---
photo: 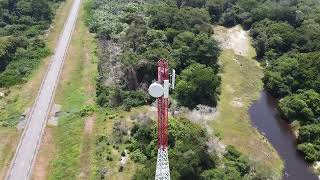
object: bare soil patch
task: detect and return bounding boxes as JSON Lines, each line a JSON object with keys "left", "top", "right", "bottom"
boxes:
{"left": 230, "top": 97, "right": 244, "bottom": 107}
{"left": 214, "top": 25, "right": 250, "bottom": 56}
{"left": 84, "top": 116, "right": 95, "bottom": 134}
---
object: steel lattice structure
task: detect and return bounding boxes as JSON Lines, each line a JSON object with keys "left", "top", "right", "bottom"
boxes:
{"left": 155, "top": 59, "right": 170, "bottom": 180}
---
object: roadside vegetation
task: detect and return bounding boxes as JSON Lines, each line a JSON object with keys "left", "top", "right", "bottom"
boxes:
{"left": 45, "top": 3, "right": 98, "bottom": 179}
{"left": 0, "top": 0, "right": 69, "bottom": 178}
{"left": 0, "top": 0, "right": 64, "bottom": 88}
{"left": 208, "top": 0, "right": 320, "bottom": 163}
{"left": 0, "top": 0, "right": 65, "bottom": 126}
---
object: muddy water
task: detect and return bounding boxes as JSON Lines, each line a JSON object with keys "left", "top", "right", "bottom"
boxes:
{"left": 249, "top": 91, "right": 318, "bottom": 180}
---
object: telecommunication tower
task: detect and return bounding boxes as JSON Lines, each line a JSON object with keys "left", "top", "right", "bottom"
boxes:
{"left": 148, "top": 59, "right": 175, "bottom": 180}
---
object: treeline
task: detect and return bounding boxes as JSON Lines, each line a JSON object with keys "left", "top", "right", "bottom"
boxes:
{"left": 207, "top": 0, "right": 320, "bottom": 162}
{"left": 0, "top": 0, "right": 63, "bottom": 87}
{"left": 86, "top": 0, "right": 221, "bottom": 110}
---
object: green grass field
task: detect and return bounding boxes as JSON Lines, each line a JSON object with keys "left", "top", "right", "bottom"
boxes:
{"left": 211, "top": 44, "right": 283, "bottom": 177}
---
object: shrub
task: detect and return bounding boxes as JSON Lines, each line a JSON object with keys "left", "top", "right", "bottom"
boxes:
{"left": 131, "top": 149, "right": 147, "bottom": 163}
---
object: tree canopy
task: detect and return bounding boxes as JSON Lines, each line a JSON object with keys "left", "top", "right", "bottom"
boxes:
{"left": 175, "top": 63, "right": 220, "bottom": 108}
{"left": 88, "top": 0, "right": 221, "bottom": 109}
{"left": 129, "top": 118, "right": 274, "bottom": 179}
{"left": 0, "top": 0, "right": 62, "bottom": 87}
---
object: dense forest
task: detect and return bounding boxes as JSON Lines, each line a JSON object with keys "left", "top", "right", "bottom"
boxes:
{"left": 85, "top": 0, "right": 281, "bottom": 179}
{"left": 86, "top": 0, "right": 320, "bottom": 163}
{"left": 208, "top": 0, "right": 320, "bottom": 163}
{"left": 85, "top": 0, "right": 221, "bottom": 110}
{"left": 0, "top": 0, "right": 63, "bottom": 87}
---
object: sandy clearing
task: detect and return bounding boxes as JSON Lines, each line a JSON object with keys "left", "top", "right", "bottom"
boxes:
{"left": 213, "top": 25, "right": 250, "bottom": 56}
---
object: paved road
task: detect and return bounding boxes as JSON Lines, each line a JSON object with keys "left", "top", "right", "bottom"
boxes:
{"left": 6, "top": 0, "right": 81, "bottom": 179}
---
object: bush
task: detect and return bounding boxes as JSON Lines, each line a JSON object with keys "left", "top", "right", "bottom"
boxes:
{"left": 131, "top": 149, "right": 147, "bottom": 163}
{"left": 79, "top": 105, "right": 96, "bottom": 117}
{"left": 106, "top": 155, "right": 113, "bottom": 161}
{"left": 175, "top": 63, "right": 220, "bottom": 108}
{"left": 121, "top": 150, "right": 126, "bottom": 157}
{"left": 122, "top": 90, "right": 149, "bottom": 110}
{"left": 297, "top": 143, "right": 320, "bottom": 162}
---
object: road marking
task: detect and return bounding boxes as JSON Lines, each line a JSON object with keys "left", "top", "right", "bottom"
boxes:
{"left": 5, "top": 0, "right": 82, "bottom": 179}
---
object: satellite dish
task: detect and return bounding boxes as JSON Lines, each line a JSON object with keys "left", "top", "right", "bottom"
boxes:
{"left": 148, "top": 82, "right": 164, "bottom": 98}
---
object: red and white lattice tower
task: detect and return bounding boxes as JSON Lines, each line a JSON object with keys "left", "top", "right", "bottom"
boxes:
{"left": 148, "top": 59, "right": 175, "bottom": 180}
{"left": 155, "top": 59, "right": 170, "bottom": 180}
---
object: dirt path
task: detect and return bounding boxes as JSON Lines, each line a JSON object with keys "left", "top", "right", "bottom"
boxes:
{"left": 78, "top": 115, "right": 96, "bottom": 180}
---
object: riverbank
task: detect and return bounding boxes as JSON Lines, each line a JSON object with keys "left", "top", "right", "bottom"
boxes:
{"left": 249, "top": 91, "right": 318, "bottom": 180}
{"left": 211, "top": 25, "right": 283, "bottom": 178}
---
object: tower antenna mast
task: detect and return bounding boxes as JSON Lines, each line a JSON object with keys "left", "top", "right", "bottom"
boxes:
{"left": 148, "top": 59, "right": 175, "bottom": 180}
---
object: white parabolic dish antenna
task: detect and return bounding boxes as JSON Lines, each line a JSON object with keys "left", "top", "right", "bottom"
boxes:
{"left": 148, "top": 82, "right": 164, "bottom": 98}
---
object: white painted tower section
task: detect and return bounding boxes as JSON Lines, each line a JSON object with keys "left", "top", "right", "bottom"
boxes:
{"left": 155, "top": 147, "right": 170, "bottom": 180}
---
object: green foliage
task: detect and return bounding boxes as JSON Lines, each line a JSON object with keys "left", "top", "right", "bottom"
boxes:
{"left": 0, "top": 0, "right": 62, "bottom": 87}
{"left": 88, "top": 0, "right": 221, "bottom": 109}
{"left": 264, "top": 53, "right": 320, "bottom": 98}
{"left": 131, "top": 118, "right": 273, "bottom": 180}
{"left": 251, "top": 20, "right": 298, "bottom": 58}
{"left": 279, "top": 90, "right": 320, "bottom": 123}
{"left": 96, "top": 83, "right": 150, "bottom": 110}
{"left": 87, "top": 1, "right": 140, "bottom": 38}
{"left": 175, "top": 63, "right": 220, "bottom": 108}
{"left": 298, "top": 124, "right": 320, "bottom": 162}
{"left": 299, "top": 124, "right": 320, "bottom": 144}
{"left": 79, "top": 105, "right": 96, "bottom": 117}
{"left": 172, "top": 31, "right": 220, "bottom": 72}
{"left": 200, "top": 167, "right": 241, "bottom": 180}
{"left": 148, "top": 5, "right": 212, "bottom": 34}
{"left": 122, "top": 90, "right": 150, "bottom": 110}
{"left": 297, "top": 143, "right": 320, "bottom": 162}
{"left": 131, "top": 149, "right": 147, "bottom": 163}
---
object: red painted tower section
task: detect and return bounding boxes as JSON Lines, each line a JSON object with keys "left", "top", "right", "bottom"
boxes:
{"left": 157, "top": 59, "right": 169, "bottom": 148}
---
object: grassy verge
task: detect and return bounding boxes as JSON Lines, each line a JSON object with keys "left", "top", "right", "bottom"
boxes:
{"left": 46, "top": 1, "right": 98, "bottom": 179}
{"left": 211, "top": 30, "right": 283, "bottom": 177}
{"left": 0, "top": 0, "right": 73, "bottom": 178}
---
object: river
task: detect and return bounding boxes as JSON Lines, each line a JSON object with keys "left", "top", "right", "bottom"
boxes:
{"left": 249, "top": 91, "right": 318, "bottom": 180}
